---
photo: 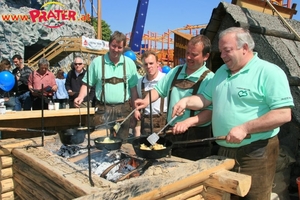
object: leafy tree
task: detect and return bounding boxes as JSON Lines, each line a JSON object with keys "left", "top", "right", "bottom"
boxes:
{"left": 90, "top": 18, "right": 112, "bottom": 41}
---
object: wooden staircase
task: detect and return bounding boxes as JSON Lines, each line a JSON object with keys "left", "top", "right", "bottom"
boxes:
{"left": 25, "top": 36, "right": 107, "bottom": 69}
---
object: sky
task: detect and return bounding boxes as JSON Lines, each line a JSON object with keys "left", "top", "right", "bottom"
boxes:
{"left": 83, "top": 0, "right": 300, "bottom": 36}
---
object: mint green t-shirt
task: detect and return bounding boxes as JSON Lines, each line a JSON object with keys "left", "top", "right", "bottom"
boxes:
{"left": 155, "top": 63, "right": 214, "bottom": 126}
{"left": 203, "top": 53, "right": 294, "bottom": 147}
{"left": 83, "top": 53, "right": 138, "bottom": 104}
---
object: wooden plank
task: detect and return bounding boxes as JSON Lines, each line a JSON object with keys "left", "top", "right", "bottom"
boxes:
{"left": 0, "top": 108, "right": 94, "bottom": 120}
{"left": 203, "top": 170, "right": 251, "bottom": 197}
{"left": 14, "top": 172, "right": 57, "bottom": 200}
{"left": 131, "top": 158, "right": 235, "bottom": 200}
{"left": 14, "top": 182, "right": 39, "bottom": 200}
{"left": 13, "top": 158, "right": 75, "bottom": 199}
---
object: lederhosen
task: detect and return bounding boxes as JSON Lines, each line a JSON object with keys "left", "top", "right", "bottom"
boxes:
{"left": 140, "top": 77, "right": 166, "bottom": 135}
{"left": 165, "top": 66, "right": 212, "bottom": 161}
{"left": 93, "top": 56, "right": 131, "bottom": 140}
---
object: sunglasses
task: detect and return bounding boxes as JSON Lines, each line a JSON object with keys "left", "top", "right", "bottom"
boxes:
{"left": 74, "top": 63, "right": 82, "bottom": 66}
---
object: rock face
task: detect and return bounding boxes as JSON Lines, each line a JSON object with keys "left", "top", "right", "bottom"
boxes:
{"left": 0, "top": 0, "right": 95, "bottom": 62}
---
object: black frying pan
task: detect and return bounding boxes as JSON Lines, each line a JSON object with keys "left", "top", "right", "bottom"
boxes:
{"left": 94, "top": 137, "right": 123, "bottom": 151}
{"left": 132, "top": 136, "right": 173, "bottom": 159}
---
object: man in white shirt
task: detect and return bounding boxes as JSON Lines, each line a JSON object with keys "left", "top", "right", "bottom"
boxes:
{"left": 134, "top": 51, "right": 167, "bottom": 136}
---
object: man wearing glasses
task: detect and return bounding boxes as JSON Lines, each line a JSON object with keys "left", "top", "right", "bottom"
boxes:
{"left": 65, "top": 56, "right": 95, "bottom": 108}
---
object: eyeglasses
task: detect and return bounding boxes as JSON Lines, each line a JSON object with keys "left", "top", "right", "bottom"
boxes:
{"left": 74, "top": 63, "right": 82, "bottom": 66}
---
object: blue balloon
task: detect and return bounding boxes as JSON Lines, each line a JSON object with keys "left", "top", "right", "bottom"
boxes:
{"left": 0, "top": 71, "right": 15, "bottom": 92}
{"left": 162, "top": 66, "right": 171, "bottom": 74}
{"left": 124, "top": 50, "right": 137, "bottom": 61}
{"left": 63, "top": 72, "right": 67, "bottom": 78}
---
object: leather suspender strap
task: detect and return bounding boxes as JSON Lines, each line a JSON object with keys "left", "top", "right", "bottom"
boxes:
{"left": 100, "top": 55, "right": 127, "bottom": 103}
{"left": 167, "top": 65, "right": 183, "bottom": 116}
{"left": 101, "top": 56, "right": 105, "bottom": 103}
{"left": 190, "top": 69, "right": 211, "bottom": 117}
{"left": 123, "top": 56, "right": 127, "bottom": 103}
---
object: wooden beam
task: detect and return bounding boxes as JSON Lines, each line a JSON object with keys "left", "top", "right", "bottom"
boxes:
{"left": 201, "top": 187, "right": 230, "bottom": 200}
{"left": 131, "top": 158, "right": 235, "bottom": 200}
{"left": 163, "top": 183, "right": 204, "bottom": 200}
{"left": 0, "top": 156, "right": 13, "bottom": 169}
{"left": 14, "top": 172, "right": 57, "bottom": 200}
{"left": 203, "top": 170, "right": 251, "bottom": 197}
{"left": 12, "top": 147, "right": 102, "bottom": 197}
{"left": 13, "top": 158, "right": 75, "bottom": 199}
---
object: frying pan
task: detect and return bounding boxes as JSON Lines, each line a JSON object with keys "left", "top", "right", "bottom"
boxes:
{"left": 132, "top": 134, "right": 252, "bottom": 159}
{"left": 58, "top": 127, "right": 90, "bottom": 145}
{"left": 132, "top": 136, "right": 173, "bottom": 159}
{"left": 94, "top": 136, "right": 123, "bottom": 151}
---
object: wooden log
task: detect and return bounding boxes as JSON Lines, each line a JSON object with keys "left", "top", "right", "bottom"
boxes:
{"left": 14, "top": 182, "right": 39, "bottom": 200}
{"left": 1, "top": 191, "right": 14, "bottom": 200}
{"left": 0, "top": 178, "right": 14, "bottom": 194}
{"left": 203, "top": 170, "right": 251, "bottom": 197}
{"left": 14, "top": 172, "right": 57, "bottom": 200}
{"left": 131, "top": 158, "right": 235, "bottom": 200}
{"left": 186, "top": 194, "right": 205, "bottom": 200}
{"left": 201, "top": 187, "right": 230, "bottom": 200}
{"left": 1, "top": 167, "right": 13, "bottom": 180}
{"left": 0, "top": 136, "right": 56, "bottom": 149}
{"left": 163, "top": 184, "right": 204, "bottom": 200}
{"left": 0, "top": 156, "right": 13, "bottom": 169}
{"left": 12, "top": 147, "right": 101, "bottom": 197}
{"left": 13, "top": 158, "right": 75, "bottom": 200}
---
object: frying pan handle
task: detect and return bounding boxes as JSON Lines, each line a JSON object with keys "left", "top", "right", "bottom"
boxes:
{"left": 217, "top": 134, "right": 251, "bottom": 140}
{"left": 0, "top": 127, "right": 26, "bottom": 132}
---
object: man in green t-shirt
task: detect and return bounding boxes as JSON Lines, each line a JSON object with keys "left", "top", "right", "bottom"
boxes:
{"left": 172, "top": 27, "right": 294, "bottom": 199}
{"left": 75, "top": 31, "right": 139, "bottom": 141}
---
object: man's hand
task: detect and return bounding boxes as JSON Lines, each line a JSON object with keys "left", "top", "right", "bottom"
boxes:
{"left": 134, "top": 109, "right": 141, "bottom": 120}
{"left": 134, "top": 98, "right": 148, "bottom": 110}
{"left": 172, "top": 121, "right": 189, "bottom": 134}
{"left": 226, "top": 125, "right": 248, "bottom": 143}
{"left": 74, "top": 97, "right": 83, "bottom": 108}
{"left": 172, "top": 98, "right": 188, "bottom": 117}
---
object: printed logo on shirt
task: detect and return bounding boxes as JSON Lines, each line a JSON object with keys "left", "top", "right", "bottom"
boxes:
{"left": 238, "top": 90, "right": 248, "bottom": 97}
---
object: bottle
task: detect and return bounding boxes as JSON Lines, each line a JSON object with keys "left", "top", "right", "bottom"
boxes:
{"left": 48, "top": 100, "right": 54, "bottom": 110}
{"left": 65, "top": 102, "right": 69, "bottom": 109}
{"left": 0, "top": 101, "right": 6, "bottom": 114}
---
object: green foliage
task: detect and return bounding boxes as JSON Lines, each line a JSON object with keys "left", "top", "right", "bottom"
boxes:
{"left": 90, "top": 17, "right": 112, "bottom": 41}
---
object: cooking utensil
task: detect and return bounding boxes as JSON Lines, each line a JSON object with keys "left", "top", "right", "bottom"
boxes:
{"left": 79, "top": 107, "right": 82, "bottom": 128}
{"left": 172, "top": 134, "right": 252, "bottom": 145}
{"left": 147, "top": 115, "right": 177, "bottom": 145}
{"left": 94, "top": 118, "right": 125, "bottom": 130}
{"left": 0, "top": 127, "right": 57, "bottom": 134}
{"left": 132, "top": 136, "right": 173, "bottom": 159}
{"left": 94, "top": 136, "right": 123, "bottom": 151}
{"left": 113, "top": 108, "right": 137, "bottom": 133}
{"left": 58, "top": 128, "right": 88, "bottom": 145}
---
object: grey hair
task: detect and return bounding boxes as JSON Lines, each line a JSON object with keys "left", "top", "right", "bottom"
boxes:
{"left": 219, "top": 27, "right": 255, "bottom": 50}
{"left": 74, "top": 56, "right": 84, "bottom": 63}
{"left": 38, "top": 57, "right": 50, "bottom": 66}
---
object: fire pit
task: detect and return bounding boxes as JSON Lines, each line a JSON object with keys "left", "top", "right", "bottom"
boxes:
{"left": 0, "top": 133, "right": 251, "bottom": 199}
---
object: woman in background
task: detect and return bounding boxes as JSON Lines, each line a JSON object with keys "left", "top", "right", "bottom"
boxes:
{"left": 53, "top": 69, "right": 68, "bottom": 109}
